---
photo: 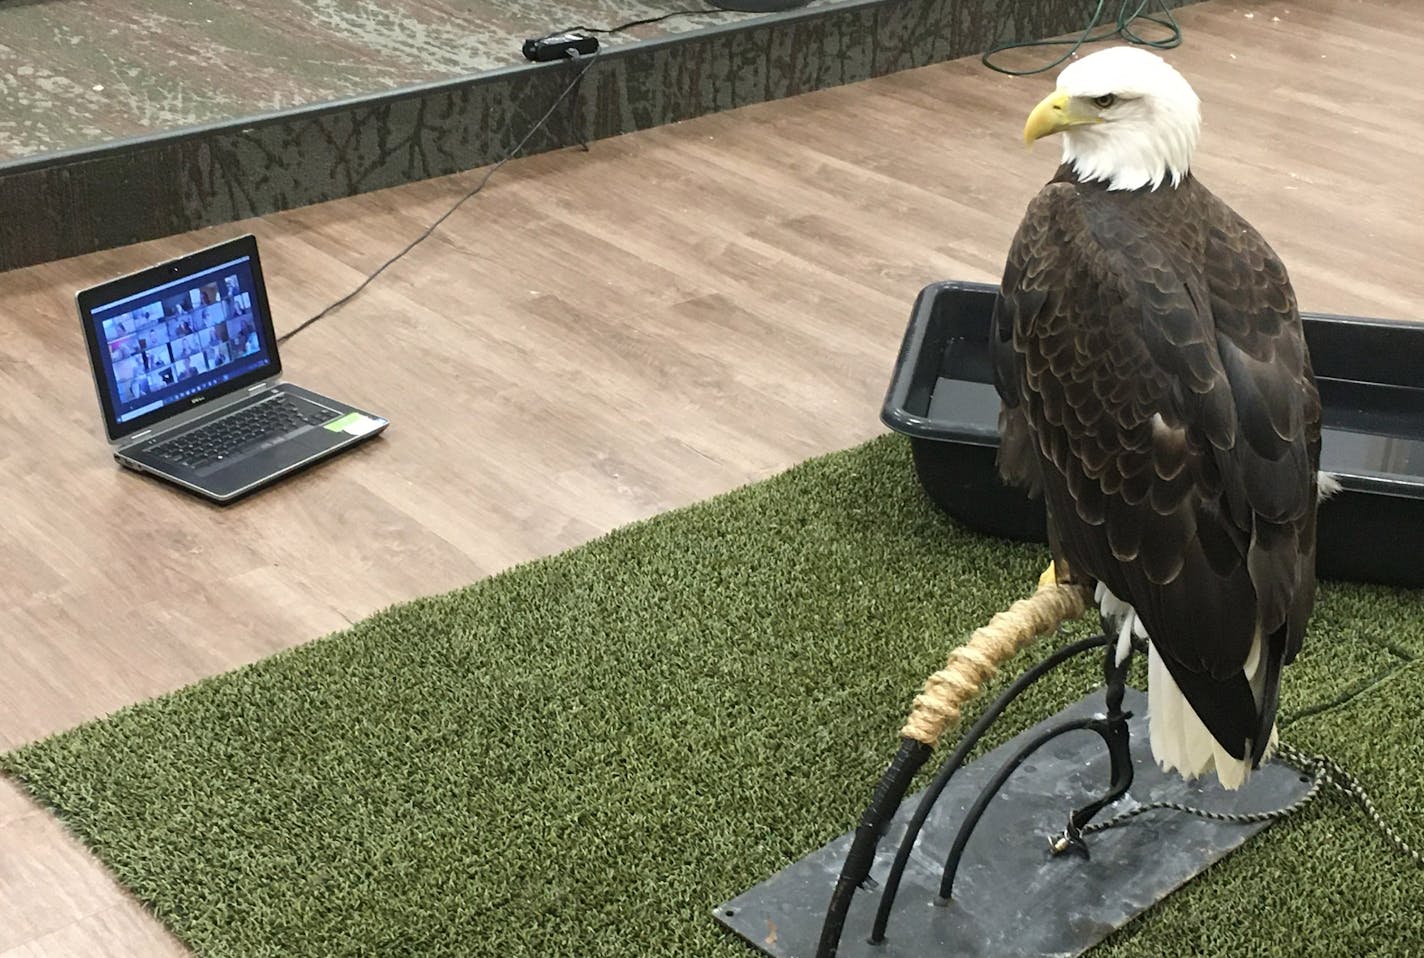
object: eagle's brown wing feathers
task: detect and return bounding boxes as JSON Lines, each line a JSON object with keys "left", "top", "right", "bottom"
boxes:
{"left": 992, "top": 168, "right": 1321, "bottom": 763}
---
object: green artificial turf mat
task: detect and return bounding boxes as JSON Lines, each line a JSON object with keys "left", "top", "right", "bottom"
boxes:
{"left": 4, "top": 434, "right": 1421, "bottom": 957}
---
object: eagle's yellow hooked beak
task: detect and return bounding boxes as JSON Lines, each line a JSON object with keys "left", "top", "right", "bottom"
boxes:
{"left": 1024, "top": 90, "right": 1102, "bottom": 145}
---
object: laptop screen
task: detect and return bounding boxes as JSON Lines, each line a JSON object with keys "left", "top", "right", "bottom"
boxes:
{"left": 78, "top": 235, "right": 282, "bottom": 441}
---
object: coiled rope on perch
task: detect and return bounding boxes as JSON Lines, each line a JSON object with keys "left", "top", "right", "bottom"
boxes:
{"left": 900, "top": 566, "right": 1092, "bottom": 747}
{"left": 813, "top": 567, "right": 1095, "bottom": 958}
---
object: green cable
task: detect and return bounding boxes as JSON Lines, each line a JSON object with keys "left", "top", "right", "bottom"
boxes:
{"left": 982, "top": 0, "right": 1183, "bottom": 77}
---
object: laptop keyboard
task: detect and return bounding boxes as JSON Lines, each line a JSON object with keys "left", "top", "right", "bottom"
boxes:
{"left": 150, "top": 393, "right": 340, "bottom": 470}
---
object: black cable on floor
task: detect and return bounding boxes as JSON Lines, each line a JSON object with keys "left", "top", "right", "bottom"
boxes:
{"left": 277, "top": 49, "right": 600, "bottom": 345}
{"left": 982, "top": 0, "right": 1183, "bottom": 77}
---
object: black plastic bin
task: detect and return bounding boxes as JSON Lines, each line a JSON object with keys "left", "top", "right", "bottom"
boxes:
{"left": 882, "top": 281, "right": 1424, "bottom": 588}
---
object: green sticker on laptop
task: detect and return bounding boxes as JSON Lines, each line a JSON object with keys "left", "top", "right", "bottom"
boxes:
{"left": 325, "top": 412, "right": 364, "bottom": 432}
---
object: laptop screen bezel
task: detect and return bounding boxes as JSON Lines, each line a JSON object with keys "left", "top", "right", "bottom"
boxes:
{"left": 77, "top": 234, "right": 283, "bottom": 443}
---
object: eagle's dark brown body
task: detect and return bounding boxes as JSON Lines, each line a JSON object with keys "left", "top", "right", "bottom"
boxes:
{"left": 992, "top": 164, "right": 1323, "bottom": 767}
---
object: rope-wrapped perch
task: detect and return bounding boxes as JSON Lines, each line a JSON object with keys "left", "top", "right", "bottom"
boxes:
{"left": 816, "top": 566, "right": 1093, "bottom": 958}
{"left": 900, "top": 570, "right": 1092, "bottom": 747}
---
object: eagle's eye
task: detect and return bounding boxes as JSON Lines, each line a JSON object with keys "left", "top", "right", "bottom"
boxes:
{"left": 1093, "top": 94, "right": 1118, "bottom": 109}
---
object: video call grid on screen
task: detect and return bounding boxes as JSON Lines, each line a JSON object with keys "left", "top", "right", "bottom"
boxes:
{"left": 92, "top": 255, "right": 273, "bottom": 424}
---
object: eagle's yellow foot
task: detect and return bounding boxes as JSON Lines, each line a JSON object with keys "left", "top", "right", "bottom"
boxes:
{"left": 1038, "top": 560, "right": 1073, "bottom": 589}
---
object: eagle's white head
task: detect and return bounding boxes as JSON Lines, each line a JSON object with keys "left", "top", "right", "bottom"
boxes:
{"left": 1024, "top": 46, "right": 1201, "bottom": 192}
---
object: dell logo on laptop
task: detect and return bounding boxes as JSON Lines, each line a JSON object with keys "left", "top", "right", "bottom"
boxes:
{"left": 190, "top": 396, "right": 205, "bottom": 404}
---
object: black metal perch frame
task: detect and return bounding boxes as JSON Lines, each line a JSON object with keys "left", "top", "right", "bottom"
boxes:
{"left": 814, "top": 632, "right": 1138, "bottom": 958}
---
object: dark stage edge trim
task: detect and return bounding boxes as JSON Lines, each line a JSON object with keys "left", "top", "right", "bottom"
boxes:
{"left": 0, "top": 0, "right": 1195, "bottom": 273}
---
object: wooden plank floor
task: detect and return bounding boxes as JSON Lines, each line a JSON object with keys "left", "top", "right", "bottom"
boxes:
{"left": 2, "top": 1, "right": 1421, "bottom": 954}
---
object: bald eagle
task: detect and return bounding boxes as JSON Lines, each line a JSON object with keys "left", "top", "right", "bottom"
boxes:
{"left": 992, "top": 47, "right": 1328, "bottom": 789}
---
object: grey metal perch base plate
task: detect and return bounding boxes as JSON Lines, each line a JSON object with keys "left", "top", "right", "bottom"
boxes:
{"left": 715, "top": 689, "right": 1311, "bottom": 958}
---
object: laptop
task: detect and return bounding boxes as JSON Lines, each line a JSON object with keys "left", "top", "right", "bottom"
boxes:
{"left": 78, "top": 234, "right": 389, "bottom": 503}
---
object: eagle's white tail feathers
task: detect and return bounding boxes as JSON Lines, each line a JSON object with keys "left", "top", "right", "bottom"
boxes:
{"left": 1147, "top": 644, "right": 1220, "bottom": 782}
{"left": 1146, "top": 628, "right": 1274, "bottom": 790}
{"left": 1098, "top": 584, "right": 1273, "bottom": 789}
